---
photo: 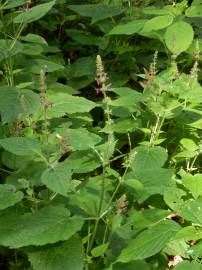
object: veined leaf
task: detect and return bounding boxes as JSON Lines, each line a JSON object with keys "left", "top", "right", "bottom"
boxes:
{"left": 142, "top": 15, "right": 173, "bottom": 32}
{"left": 27, "top": 235, "right": 84, "bottom": 270}
{"left": 47, "top": 93, "right": 97, "bottom": 117}
{"left": 0, "top": 137, "right": 41, "bottom": 156}
{"left": 165, "top": 21, "right": 194, "bottom": 55}
{"left": 108, "top": 20, "right": 146, "bottom": 35}
{"left": 0, "top": 206, "right": 83, "bottom": 248}
{"left": 118, "top": 220, "right": 180, "bottom": 262}
{"left": 67, "top": 128, "right": 102, "bottom": 150}
{"left": 41, "top": 161, "right": 72, "bottom": 196}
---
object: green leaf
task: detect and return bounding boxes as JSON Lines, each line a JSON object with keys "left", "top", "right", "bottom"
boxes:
{"left": 4, "top": 0, "right": 26, "bottom": 9}
{"left": 0, "top": 206, "right": 83, "bottom": 248}
{"left": 66, "top": 151, "right": 101, "bottom": 173}
{"left": 118, "top": 220, "right": 180, "bottom": 262}
{"left": 113, "top": 261, "right": 150, "bottom": 270}
{"left": 0, "top": 184, "right": 23, "bottom": 210}
{"left": 175, "top": 226, "right": 202, "bottom": 241}
{"left": 107, "top": 20, "right": 146, "bottom": 35}
{"left": 178, "top": 198, "right": 202, "bottom": 225}
{"left": 128, "top": 208, "right": 171, "bottom": 229}
{"left": 173, "top": 262, "right": 202, "bottom": 270}
{"left": 0, "top": 137, "right": 41, "bottom": 156}
{"left": 186, "top": 4, "right": 202, "bottom": 17}
{"left": 14, "top": 0, "right": 56, "bottom": 24}
{"left": 163, "top": 186, "right": 186, "bottom": 212}
{"left": 67, "top": 57, "right": 95, "bottom": 78}
{"left": 21, "top": 33, "right": 48, "bottom": 46}
{"left": 0, "top": 86, "right": 40, "bottom": 123}
{"left": 132, "top": 146, "right": 168, "bottom": 172}
{"left": 47, "top": 93, "right": 96, "bottom": 117}
{"left": 26, "top": 59, "right": 64, "bottom": 74}
{"left": 41, "top": 161, "right": 72, "bottom": 196}
{"left": 68, "top": 4, "right": 123, "bottom": 24}
{"left": 91, "top": 243, "right": 109, "bottom": 257}
{"left": 0, "top": 86, "right": 22, "bottom": 123}
{"left": 164, "top": 21, "right": 194, "bottom": 55}
{"left": 67, "top": 129, "right": 102, "bottom": 151}
{"left": 182, "top": 173, "right": 202, "bottom": 199}
{"left": 27, "top": 235, "right": 84, "bottom": 270}
{"left": 142, "top": 15, "right": 173, "bottom": 32}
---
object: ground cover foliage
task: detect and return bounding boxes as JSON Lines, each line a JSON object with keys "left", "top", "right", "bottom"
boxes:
{"left": 0, "top": 0, "right": 202, "bottom": 269}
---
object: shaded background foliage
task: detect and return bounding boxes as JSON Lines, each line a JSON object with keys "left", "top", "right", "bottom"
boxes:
{"left": 0, "top": 0, "right": 202, "bottom": 270}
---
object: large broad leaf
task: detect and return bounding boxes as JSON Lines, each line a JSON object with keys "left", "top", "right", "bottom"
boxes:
{"left": 0, "top": 206, "right": 83, "bottom": 248}
{"left": 182, "top": 173, "right": 202, "bottom": 199}
{"left": 0, "top": 137, "right": 41, "bottom": 156}
{"left": 68, "top": 4, "right": 123, "bottom": 24}
{"left": 26, "top": 59, "right": 64, "bottom": 74}
{"left": 128, "top": 208, "right": 171, "bottom": 229}
{"left": 27, "top": 235, "right": 84, "bottom": 270}
{"left": 67, "top": 56, "right": 95, "bottom": 78}
{"left": 21, "top": 33, "right": 48, "bottom": 46}
{"left": 66, "top": 150, "right": 101, "bottom": 173}
{"left": 142, "top": 15, "right": 173, "bottom": 32}
{"left": 132, "top": 146, "right": 168, "bottom": 172}
{"left": 130, "top": 146, "right": 171, "bottom": 202}
{"left": 41, "top": 161, "right": 72, "bottom": 196}
{"left": 0, "top": 184, "right": 23, "bottom": 210}
{"left": 67, "top": 129, "right": 102, "bottom": 150}
{"left": 0, "top": 86, "right": 40, "bottom": 123}
{"left": 164, "top": 21, "right": 194, "bottom": 55}
{"left": 14, "top": 0, "right": 56, "bottom": 24}
{"left": 47, "top": 93, "right": 96, "bottom": 117}
{"left": 107, "top": 20, "right": 146, "bottom": 35}
{"left": 118, "top": 220, "right": 180, "bottom": 262}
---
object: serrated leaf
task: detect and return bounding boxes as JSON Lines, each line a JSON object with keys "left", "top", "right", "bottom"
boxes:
{"left": 0, "top": 184, "right": 23, "bottom": 210}
{"left": 0, "top": 137, "right": 41, "bottom": 156}
{"left": 118, "top": 220, "right": 180, "bottom": 262}
{"left": 132, "top": 146, "right": 168, "bottom": 172}
{"left": 14, "top": 0, "right": 56, "bottom": 24}
{"left": 47, "top": 93, "right": 96, "bottom": 117}
{"left": 142, "top": 15, "right": 173, "bottom": 32}
{"left": 164, "top": 21, "right": 194, "bottom": 55}
{"left": 41, "top": 161, "right": 72, "bottom": 196}
{"left": 68, "top": 4, "right": 123, "bottom": 24}
{"left": 27, "top": 235, "right": 84, "bottom": 270}
{"left": 108, "top": 20, "right": 146, "bottom": 35}
{"left": 0, "top": 206, "right": 83, "bottom": 248}
{"left": 67, "top": 128, "right": 102, "bottom": 150}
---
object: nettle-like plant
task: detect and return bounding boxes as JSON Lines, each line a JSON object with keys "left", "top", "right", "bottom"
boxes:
{"left": 0, "top": 0, "right": 202, "bottom": 270}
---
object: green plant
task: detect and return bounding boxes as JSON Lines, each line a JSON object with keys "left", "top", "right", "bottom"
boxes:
{"left": 0, "top": 0, "right": 202, "bottom": 270}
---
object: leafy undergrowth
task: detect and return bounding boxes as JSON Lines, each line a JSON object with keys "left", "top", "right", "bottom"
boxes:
{"left": 0, "top": 0, "right": 202, "bottom": 269}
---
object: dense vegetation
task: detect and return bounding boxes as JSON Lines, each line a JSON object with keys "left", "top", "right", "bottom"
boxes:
{"left": 0, "top": 0, "right": 202, "bottom": 269}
